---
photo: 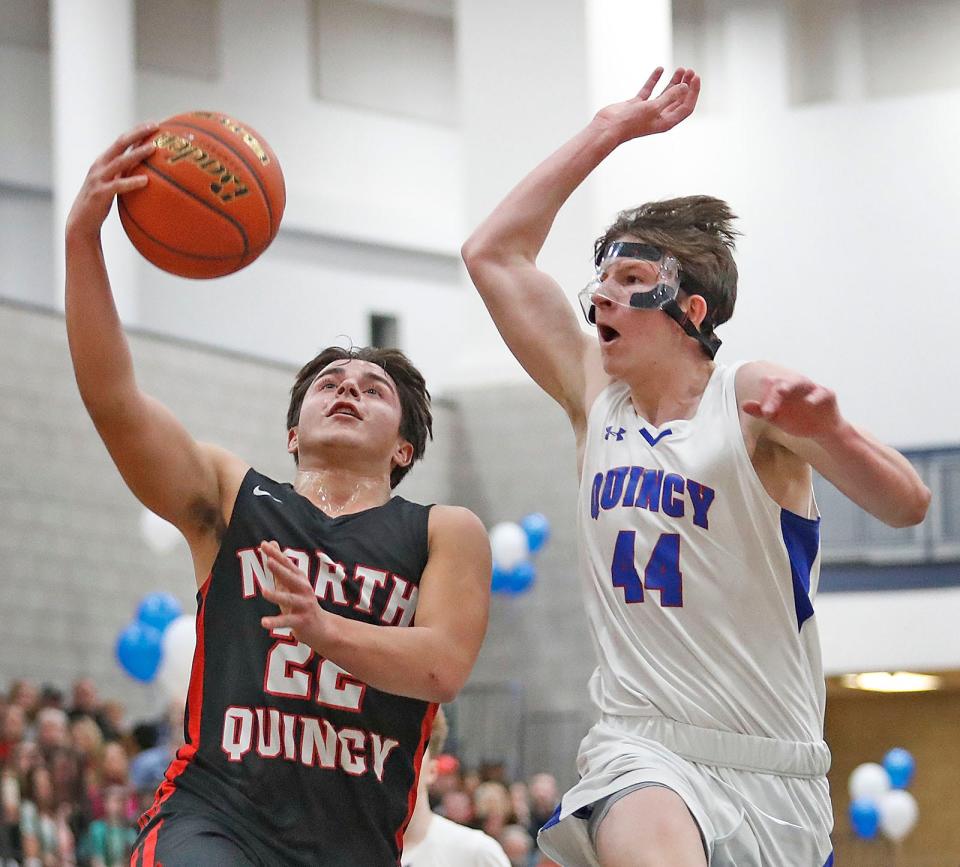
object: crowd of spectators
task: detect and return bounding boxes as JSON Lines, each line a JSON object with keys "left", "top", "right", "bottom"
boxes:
{"left": 0, "top": 679, "right": 179, "bottom": 867}
{"left": 0, "top": 678, "right": 562, "bottom": 867}
{"left": 424, "top": 755, "right": 562, "bottom": 867}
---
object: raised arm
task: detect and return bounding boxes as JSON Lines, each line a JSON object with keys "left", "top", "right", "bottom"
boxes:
{"left": 739, "top": 362, "right": 930, "bottom": 528}
{"left": 258, "top": 505, "right": 492, "bottom": 703}
{"left": 461, "top": 67, "right": 700, "bottom": 425}
{"left": 65, "top": 125, "right": 246, "bottom": 573}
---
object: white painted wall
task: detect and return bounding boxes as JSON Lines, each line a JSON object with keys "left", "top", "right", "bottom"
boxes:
{"left": 818, "top": 588, "right": 960, "bottom": 675}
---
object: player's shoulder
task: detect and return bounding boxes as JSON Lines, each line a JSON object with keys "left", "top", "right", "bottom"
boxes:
{"left": 427, "top": 504, "right": 486, "bottom": 539}
{"left": 734, "top": 359, "right": 804, "bottom": 404}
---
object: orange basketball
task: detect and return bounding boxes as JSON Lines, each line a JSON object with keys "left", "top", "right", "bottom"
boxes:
{"left": 119, "top": 111, "right": 285, "bottom": 279}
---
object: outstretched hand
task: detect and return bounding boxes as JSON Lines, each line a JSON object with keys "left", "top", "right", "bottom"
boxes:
{"left": 259, "top": 540, "right": 329, "bottom": 648}
{"left": 65, "top": 122, "right": 159, "bottom": 241}
{"left": 742, "top": 375, "right": 844, "bottom": 441}
{"left": 595, "top": 67, "right": 701, "bottom": 143}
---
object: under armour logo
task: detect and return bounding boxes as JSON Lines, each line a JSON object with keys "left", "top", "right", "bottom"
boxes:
{"left": 605, "top": 426, "right": 626, "bottom": 441}
{"left": 639, "top": 428, "right": 673, "bottom": 447}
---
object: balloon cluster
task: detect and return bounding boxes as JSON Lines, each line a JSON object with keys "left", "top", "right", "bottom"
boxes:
{"left": 848, "top": 748, "right": 918, "bottom": 843}
{"left": 115, "top": 593, "right": 196, "bottom": 702}
{"left": 488, "top": 513, "right": 551, "bottom": 595}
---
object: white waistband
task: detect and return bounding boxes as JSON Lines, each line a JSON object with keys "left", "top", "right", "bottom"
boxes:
{"left": 602, "top": 714, "right": 831, "bottom": 779}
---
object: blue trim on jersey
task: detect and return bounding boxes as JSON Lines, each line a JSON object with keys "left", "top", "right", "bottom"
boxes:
{"left": 823, "top": 851, "right": 834, "bottom": 867}
{"left": 540, "top": 804, "right": 563, "bottom": 832}
{"left": 780, "top": 509, "right": 820, "bottom": 631}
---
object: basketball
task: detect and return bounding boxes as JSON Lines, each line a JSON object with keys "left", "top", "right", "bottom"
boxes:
{"left": 119, "top": 111, "right": 285, "bottom": 279}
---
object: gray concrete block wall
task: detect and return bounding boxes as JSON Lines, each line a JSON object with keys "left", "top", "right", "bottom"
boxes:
{"left": 445, "top": 383, "right": 598, "bottom": 784}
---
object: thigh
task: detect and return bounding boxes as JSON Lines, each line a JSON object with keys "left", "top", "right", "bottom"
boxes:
{"left": 132, "top": 812, "right": 260, "bottom": 867}
{"left": 594, "top": 785, "right": 708, "bottom": 867}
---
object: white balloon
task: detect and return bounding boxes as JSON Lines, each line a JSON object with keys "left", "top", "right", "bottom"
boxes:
{"left": 879, "top": 790, "right": 918, "bottom": 842}
{"left": 848, "top": 762, "right": 891, "bottom": 802}
{"left": 489, "top": 522, "right": 530, "bottom": 571}
{"left": 139, "top": 509, "right": 183, "bottom": 555}
{"left": 156, "top": 614, "right": 196, "bottom": 703}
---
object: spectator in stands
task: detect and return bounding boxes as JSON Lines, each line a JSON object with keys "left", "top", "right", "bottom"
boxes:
{"left": 38, "top": 686, "right": 65, "bottom": 715}
{"left": 35, "top": 709, "right": 70, "bottom": 759}
{"left": 500, "top": 823, "right": 535, "bottom": 867}
{"left": 89, "top": 743, "right": 137, "bottom": 823}
{"left": 525, "top": 773, "right": 558, "bottom": 843}
{"left": 8, "top": 681, "right": 40, "bottom": 727}
{"left": 0, "top": 705, "right": 26, "bottom": 764}
{"left": 19, "top": 764, "right": 68, "bottom": 866}
{"left": 473, "top": 781, "right": 516, "bottom": 842}
{"left": 402, "top": 710, "right": 510, "bottom": 867}
{"left": 509, "top": 781, "right": 531, "bottom": 829}
{"left": 129, "top": 702, "right": 183, "bottom": 799}
{"left": 439, "top": 789, "right": 475, "bottom": 826}
{"left": 82, "top": 785, "right": 136, "bottom": 867}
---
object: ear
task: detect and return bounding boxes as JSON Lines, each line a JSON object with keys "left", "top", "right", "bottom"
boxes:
{"left": 682, "top": 293, "right": 709, "bottom": 329}
{"left": 423, "top": 754, "right": 439, "bottom": 788}
{"left": 287, "top": 428, "right": 299, "bottom": 458}
{"left": 392, "top": 439, "right": 414, "bottom": 471}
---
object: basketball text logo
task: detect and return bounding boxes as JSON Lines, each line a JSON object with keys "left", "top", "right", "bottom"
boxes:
{"left": 153, "top": 132, "right": 251, "bottom": 203}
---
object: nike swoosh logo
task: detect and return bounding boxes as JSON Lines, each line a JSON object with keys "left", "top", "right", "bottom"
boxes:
{"left": 253, "top": 485, "right": 283, "bottom": 503}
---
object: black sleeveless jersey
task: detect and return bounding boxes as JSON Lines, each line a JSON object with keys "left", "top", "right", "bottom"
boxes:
{"left": 141, "top": 468, "right": 437, "bottom": 866}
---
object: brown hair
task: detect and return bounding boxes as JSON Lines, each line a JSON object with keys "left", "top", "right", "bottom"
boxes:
{"left": 596, "top": 196, "right": 740, "bottom": 337}
{"left": 286, "top": 346, "right": 432, "bottom": 489}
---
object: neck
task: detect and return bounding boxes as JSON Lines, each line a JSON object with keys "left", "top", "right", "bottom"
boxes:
{"left": 623, "top": 351, "right": 715, "bottom": 427}
{"left": 293, "top": 465, "right": 392, "bottom": 517}
{"left": 403, "top": 786, "right": 434, "bottom": 847}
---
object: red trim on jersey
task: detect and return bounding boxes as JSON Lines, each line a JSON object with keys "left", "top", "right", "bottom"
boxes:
{"left": 142, "top": 818, "right": 162, "bottom": 866}
{"left": 140, "top": 578, "right": 211, "bottom": 829}
{"left": 393, "top": 702, "right": 438, "bottom": 857}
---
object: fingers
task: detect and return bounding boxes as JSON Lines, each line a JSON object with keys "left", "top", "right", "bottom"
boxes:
{"left": 636, "top": 67, "right": 665, "bottom": 101}
{"left": 260, "top": 541, "right": 313, "bottom": 594}
{"left": 103, "top": 141, "right": 157, "bottom": 181}
{"left": 261, "top": 614, "right": 289, "bottom": 630}
{"left": 107, "top": 122, "right": 160, "bottom": 161}
{"left": 662, "top": 67, "right": 686, "bottom": 93}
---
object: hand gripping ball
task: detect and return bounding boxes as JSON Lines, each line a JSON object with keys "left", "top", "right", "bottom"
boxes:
{"left": 119, "top": 111, "right": 285, "bottom": 278}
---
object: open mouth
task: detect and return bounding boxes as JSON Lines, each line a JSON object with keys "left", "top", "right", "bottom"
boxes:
{"left": 597, "top": 324, "right": 620, "bottom": 344}
{"left": 328, "top": 402, "right": 362, "bottom": 419}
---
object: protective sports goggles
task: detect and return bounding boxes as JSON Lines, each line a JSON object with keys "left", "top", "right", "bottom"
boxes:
{"left": 578, "top": 241, "right": 721, "bottom": 359}
{"left": 577, "top": 242, "right": 682, "bottom": 319}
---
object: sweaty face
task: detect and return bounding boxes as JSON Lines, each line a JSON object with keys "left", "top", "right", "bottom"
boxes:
{"left": 291, "top": 359, "right": 410, "bottom": 471}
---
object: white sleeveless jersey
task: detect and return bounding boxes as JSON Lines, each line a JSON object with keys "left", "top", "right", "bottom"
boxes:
{"left": 578, "top": 362, "right": 826, "bottom": 747}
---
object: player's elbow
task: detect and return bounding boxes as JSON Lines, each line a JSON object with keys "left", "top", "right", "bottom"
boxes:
{"left": 460, "top": 234, "right": 515, "bottom": 277}
{"left": 886, "top": 483, "right": 931, "bottom": 528}
{"left": 424, "top": 663, "right": 469, "bottom": 704}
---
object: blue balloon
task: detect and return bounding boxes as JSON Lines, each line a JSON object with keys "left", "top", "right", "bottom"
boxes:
{"left": 883, "top": 747, "right": 916, "bottom": 789}
{"left": 504, "top": 560, "right": 536, "bottom": 594}
{"left": 849, "top": 798, "right": 880, "bottom": 839}
{"left": 115, "top": 622, "right": 163, "bottom": 683}
{"left": 137, "top": 592, "right": 183, "bottom": 634}
{"left": 520, "top": 513, "right": 551, "bottom": 554}
{"left": 491, "top": 563, "right": 511, "bottom": 593}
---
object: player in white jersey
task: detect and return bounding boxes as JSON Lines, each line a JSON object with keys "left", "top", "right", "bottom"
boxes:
{"left": 402, "top": 709, "right": 510, "bottom": 867}
{"left": 461, "top": 68, "right": 930, "bottom": 867}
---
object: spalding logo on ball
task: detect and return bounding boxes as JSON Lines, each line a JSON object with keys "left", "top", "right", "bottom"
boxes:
{"left": 119, "top": 111, "right": 285, "bottom": 279}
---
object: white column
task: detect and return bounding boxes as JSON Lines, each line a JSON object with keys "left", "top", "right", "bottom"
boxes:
{"left": 584, "top": 0, "right": 673, "bottom": 229}
{"left": 454, "top": 0, "right": 596, "bottom": 386}
{"left": 50, "top": 0, "right": 138, "bottom": 318}
{"left": 585, "top": 0, "right": 673, "bottom": 110}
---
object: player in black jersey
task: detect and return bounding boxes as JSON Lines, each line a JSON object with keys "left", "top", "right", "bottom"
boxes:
{"left": 65, "top": 126, "right": 493, "bottom": 867}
